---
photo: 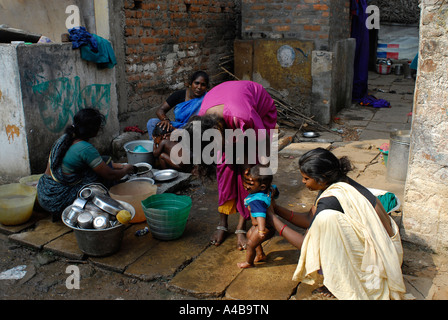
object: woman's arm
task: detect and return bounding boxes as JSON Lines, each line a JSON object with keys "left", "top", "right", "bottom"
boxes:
{"left": 156, "top": 101, "right": 174, "bottom": 131}
{"left": 93, "top": 162, "right": 135, "bottom": 181}
{"left": 266, "top": 206, "right": 305, "bottom": 249}
{"left": 375, "top": 199, "right": 394, "bottom": 237}
{"left": 272, "top": 199, "right": 313, "bottom": 229}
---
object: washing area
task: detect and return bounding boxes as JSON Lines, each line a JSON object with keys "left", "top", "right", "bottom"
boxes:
{"left": 55, "top": 147, "right": 192, "bottom": 256}
{"left": 0, "top": 135, "right": 193, "bottom": 258}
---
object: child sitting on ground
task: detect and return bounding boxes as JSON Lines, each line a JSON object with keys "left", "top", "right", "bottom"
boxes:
{"left": 152, "top": 125, "right": 191, "bottom": 172}
{"left": 237, "top": 164, "right": 279, "bottom": 269}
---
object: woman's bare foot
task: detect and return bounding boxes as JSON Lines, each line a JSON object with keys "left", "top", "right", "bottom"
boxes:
{"left": 237, "top": 261, "right": 254, "bottom": 269}
{"left": 313, "top": 286, "right": 336, "bottom": 299}
{"left": 235, "top": 230, "right": 247, "bottom": 251}
{"left": 210, "top": 226, "right": 228, "bottom": 246}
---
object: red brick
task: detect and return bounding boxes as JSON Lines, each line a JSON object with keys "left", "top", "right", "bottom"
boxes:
{"left": 313, "top": 4, "right": 329, "bottom": 11}
{"left": 275, "top": 25, "right": 291, "bottom": 32}
{"left": 141, "top": 37, "right": 157, "bottom": 44}
{"left": 251, "top": 5, "right": 265, "bottom": 10}
{"left": 304, "top": 25, "right": 321, "bottom": 31}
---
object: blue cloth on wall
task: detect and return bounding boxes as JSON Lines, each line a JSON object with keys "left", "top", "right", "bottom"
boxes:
{"left": 80, "top": 34, "right": 117, "bottom": 69}
{"left": 68, "top": 27, "right": 116, "bottom": 69}
{"left": 68, "top": 27, "right": 98, "bottom": 52}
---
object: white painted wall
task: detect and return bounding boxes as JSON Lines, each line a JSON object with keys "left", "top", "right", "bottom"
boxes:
{"left": 0, "top": 44, "right": 31, "bottom": 179}
{"left": 0, "top": 0, "right": 84, "bottom": 43}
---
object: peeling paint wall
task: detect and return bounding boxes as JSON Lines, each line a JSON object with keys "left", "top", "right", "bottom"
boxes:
{"left": 402, "top": 0, "right": 448, "bottom": 254}
{"left": 0, "top": 45, "right": 30, "bottom": 179}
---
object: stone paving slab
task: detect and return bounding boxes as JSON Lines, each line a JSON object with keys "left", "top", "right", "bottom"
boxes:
{"left": 8, "top": 218, "right": 71, "bottom": 250}
{"left": 332, "top": 139, "right": 384, "bottom": 169}
{"left": 168, "top": 233, "right": 246, "bottom": 298}
{"left": 225, "top": 236, "right": 300, "bottom": 300}
{"left": 279, "top": 142, "right": 331, "bottom": 156}
{"left": 89, "top": 223, "right": 156, "bottom": 273}
{"left": 0, "top": 210, "right": 48, "bottom": 235}
{"left": 125, "top": 219, "right": 210, "bottom": 281}
{"left": 43, "top": 230, "right": 84, "bottom": 260}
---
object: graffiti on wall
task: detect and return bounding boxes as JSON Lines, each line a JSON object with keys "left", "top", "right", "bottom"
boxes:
{"left": 32, "top": 76, "right": 111, "bottom": 133}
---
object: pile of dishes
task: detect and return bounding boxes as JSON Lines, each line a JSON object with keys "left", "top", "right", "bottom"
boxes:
{"left": 62, "top": 184, "right": 133, "bottom": 230}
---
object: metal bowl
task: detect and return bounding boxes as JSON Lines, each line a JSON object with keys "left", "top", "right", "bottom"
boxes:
{"left": 133, "top": 162, "right": 152, "bottom": 175}
{"left": 126, "top": 177, "right": 155, "bottom": 185}
{"left": 302, "top": 131, "right": 320, "bottom": 138}
{"left": 78, "top": 183, "right": 109, "bottom": 198}
{"left": 153, "top": 169, "right": 179, "bottom": 182}
{"left": 92, "top": 194, "right": 124, "bottom": 216}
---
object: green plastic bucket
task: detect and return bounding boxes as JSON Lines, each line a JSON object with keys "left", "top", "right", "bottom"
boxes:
{"left": 142, "top": 193, "right": 192, "bottom": 240}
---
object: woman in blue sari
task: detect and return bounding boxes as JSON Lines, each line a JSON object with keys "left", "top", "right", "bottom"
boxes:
{"left": 146, "top": 71, "right": 209, "bottom": 139}
{"left": 37, "top": 108, "right": 135, "bottom": 221}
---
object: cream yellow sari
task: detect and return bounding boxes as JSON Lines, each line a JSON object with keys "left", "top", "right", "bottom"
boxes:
{"left": 292, "top": 182, "right": 406, "bottom": 300}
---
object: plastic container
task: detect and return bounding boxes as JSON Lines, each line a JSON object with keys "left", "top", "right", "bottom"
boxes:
{"left": 109, "top": 180, "right": 157, "bottom": 223}
{"left": 387, "top": 130, "right": 411, "bottom": 182}
{"left": 0, "top": 183, "right": 37, "bottom": 225}
{"left": 124, "top": 140, "right": 154, "bottom": 165}
{"left": 376, "top": 63, "right": 391, "bottom": 75}
{"left": 19, "top": 174, "right": 43, "bottom": 188}
{"left": 142, "top": 193, "right": 192, "bottom": 240}
{"left": 61, "top": 200, "right": 135, "bottom": 257}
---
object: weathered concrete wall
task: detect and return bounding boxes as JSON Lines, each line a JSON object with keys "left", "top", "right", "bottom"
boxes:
{"left": 0, "top": 0, "right": 84, "bottom": 43}
{"left": 0, "top": 43, "right": 119, "bottom": 180}
{"left": 402, "top": 1, "right": 448, "bottom": 254}
{"left": 234, "top": 39, "right": 314, "bottom": 113}
{"left": 0, "top": 45, "right": 30, "bottom": 179}
{"left": 239, "top": 0, "right": 353, "bottom": 124}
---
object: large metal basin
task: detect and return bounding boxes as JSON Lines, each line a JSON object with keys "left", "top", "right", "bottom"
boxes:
{"left": 62, "top": 200, "right": 135, "bottom": 257}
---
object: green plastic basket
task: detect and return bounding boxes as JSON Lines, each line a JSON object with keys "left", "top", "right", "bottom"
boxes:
{"left": 141, "top": 193, "right": 192, "bottom": 240}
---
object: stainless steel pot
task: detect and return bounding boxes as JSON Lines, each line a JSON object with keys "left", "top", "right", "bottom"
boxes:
{"left": 61, "top": 201, "right": 135, "bottom": 257}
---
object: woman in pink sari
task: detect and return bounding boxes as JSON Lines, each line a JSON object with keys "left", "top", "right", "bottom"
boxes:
{"left": 186, "top": 80, "right": 277, "bottom": 249}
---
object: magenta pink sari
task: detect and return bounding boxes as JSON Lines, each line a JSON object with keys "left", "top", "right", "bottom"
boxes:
{"left": 198, "top": 81, "right": 277, "bottom": 219}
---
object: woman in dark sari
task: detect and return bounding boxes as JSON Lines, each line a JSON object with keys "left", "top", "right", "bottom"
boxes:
{"left": 146, "top": 71, "right": 209, "bottom": 139}
{"left": 37, "top": 108, "right": 135, "bottom": 220}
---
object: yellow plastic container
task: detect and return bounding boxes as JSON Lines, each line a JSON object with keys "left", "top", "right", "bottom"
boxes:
{"left": 109, "top": 180, "right": 157, "bottom": 223}
{"left": 0, "top": 183, "right": 37, "bottom": 225}
{"left": 19, "top": 174, "right": 43, "bottom": 188}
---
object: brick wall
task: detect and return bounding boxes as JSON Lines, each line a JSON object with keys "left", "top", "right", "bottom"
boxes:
{"left": 118, "top": 0, "right": 240, "bottom": 128}
{"left": 241, "top": 0, "right": 350, "bottom": 51}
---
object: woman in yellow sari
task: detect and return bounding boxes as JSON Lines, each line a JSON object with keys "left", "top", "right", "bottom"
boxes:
{"left": 267, "top": 148, "right": 406, "bottom": 300}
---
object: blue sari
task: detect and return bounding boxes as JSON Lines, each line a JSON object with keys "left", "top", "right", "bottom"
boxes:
{"left": 171, "top": 95, "right": 205, "bottom": 128}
